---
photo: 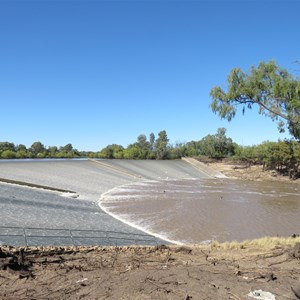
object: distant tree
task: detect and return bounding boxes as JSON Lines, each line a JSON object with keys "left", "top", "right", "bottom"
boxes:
{"left": 30, "top": 141, "right": 46, "bottom": 156}
{"left": 0, "top": 142, "right": 15, "bottom": 152}
{"left": 98, "top": 144, "right": 124, "bottom": 159}
{"left": 16, "top": 149, "right": 28, "bottom": 158}
{"left": 15, "top": 144, "right": 27, "bottom": 152}
{"left": 1, "top": 150, "right": 16, "bottom": 159}
{"left": 148, "top": 132, "right": 156, "bottom": 159}
{"left": 169, "top": 142, "right": 188, "bottom": 159}
{"left": 131, "top": 134, "right": 151, "bottom": 159}
{"left": 149, "top": 133, "right": 155, "bottom": 150}
{"left": 185, "top": 141, "right": 201, "bottom": 156}
{"left": 48, "top": 146, "right": 58, "bottom": 158}
{"left": 198, "top": 128, "right": 234, "bottom": 159}
{"left": 136, "top": 135, "right": 150, "bottom": 150}
{"left": 123, "top": 146, "right": 141, "bottom": 159}
{"left": 155, "top": 130, "right": 169, "bottom": 159}
{"left": 59, "top": 143, "right": 73, "bottom": 153}
{"left": 292, "top": 141, "right": 300, "bottom": 177}
{"left": 210, "top": 61, "right": 300, "bottom": 139}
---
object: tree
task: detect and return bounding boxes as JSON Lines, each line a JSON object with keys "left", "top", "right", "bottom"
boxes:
{"left": 155, "top": 130, "right": 169, "bottom": 159}
{"left": 123, "top": 146, "right": 141, "bottom": 159}
{"left": 0, "top": 142, "right": 15, "bottom": 152}
{"left": 60, "top": 143, "right": 73, "bottom": 153}
{"left": 98, "top": 144, "right": 124, "bottom": 159}
{"left": 198, "top": 128, "right": 235, "bottom": 159}
{"left": 136, "top": 134, "right": 150, "bottom": 158}
{"left": 149, "top": 133, "right": 155, "bottom": 150}
{"left": 210, "top": 61, "right": 300, "bottom": 139}
{"left": 16, "top": 144, "right": 27, "bottom": 152}
{"left": 48, "top": 146, "right": 58, "bottom": 158}
{"left": 30, "top": 141, "right": 46, "bottom": 156}
{"left": 1, "top": 150, "right": 16, "bottom": 159}
{"left": 148, "top": 132, "right": 156, "bottom": 159}
{"left": 169, "top": 142, "right": 188, "bottom": 159}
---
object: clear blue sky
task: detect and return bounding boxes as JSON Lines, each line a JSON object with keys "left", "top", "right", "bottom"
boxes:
{"left": 1, "top": 0, "right": 299, "bottom": 151}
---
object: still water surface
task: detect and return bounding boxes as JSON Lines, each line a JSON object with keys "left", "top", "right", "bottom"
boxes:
{"left": 100, "top": 179, "right": 300, "bottom": 244}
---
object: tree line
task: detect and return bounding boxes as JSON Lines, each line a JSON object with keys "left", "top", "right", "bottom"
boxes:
{"left": 0, "top": 128, "right": 299, "bottom": 178}
{"left": 0, "top": 141, "right": 87, "bottom": 159}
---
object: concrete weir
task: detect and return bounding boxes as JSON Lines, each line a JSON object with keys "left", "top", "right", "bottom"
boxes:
{"left": 0, "top": 158, "right": 210, "bottom": 246}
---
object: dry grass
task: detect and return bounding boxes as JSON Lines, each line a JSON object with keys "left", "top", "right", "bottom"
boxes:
{"left": 209, "top": 236, "right": 300, "bottom": 250}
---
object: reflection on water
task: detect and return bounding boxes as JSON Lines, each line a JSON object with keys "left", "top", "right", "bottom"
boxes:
{"left": 100, "top": 179, "right": 300, "bottom": 244}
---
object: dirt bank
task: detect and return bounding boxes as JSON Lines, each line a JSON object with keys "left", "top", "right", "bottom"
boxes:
{"left": 206, "top": 160, "right": 300, "bottom": 183}
{"left": 1, "top": 240, "right": 300, "bottom": 299}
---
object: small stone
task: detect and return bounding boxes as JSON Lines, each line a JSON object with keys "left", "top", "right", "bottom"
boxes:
{"left": 291, "top": 286, "right": 300, "bottom": 299}
{"left": 291, "top": 243, "right": 300, "bottom": 258}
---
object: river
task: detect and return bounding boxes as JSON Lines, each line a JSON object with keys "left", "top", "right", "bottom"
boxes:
{"left": 99, "top": 178, "right": 300, "bottom": 244}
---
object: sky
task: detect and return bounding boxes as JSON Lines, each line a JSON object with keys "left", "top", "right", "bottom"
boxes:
{"left": 0, "top": 0, "right": 299, "bottom": 151}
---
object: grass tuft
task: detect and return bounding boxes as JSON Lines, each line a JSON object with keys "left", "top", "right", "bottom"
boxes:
{"left": 209, "top": 236, "right": 300, "bottom": 250}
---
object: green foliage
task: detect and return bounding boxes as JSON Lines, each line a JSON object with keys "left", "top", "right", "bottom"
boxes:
{"left": 16, "top": 144, "right": 27, "bottom": 152}
{"left": 210, "top": 61, "right": 300, "bottom": 139}
{"left": 1, "top": 150, "right": 16, "bottom": 159}
{"left": 123, "top": 147, "right": 142, "bottom": 159}
{"left": 169, "top": 142, "right": 188, "bottom": 159}
{"left": 0, "top": 141, "right": 86, "bottom": 159}
{"left": 199, "top": 128, "right": 234, "bottom": 158}
{"left": 155, "top": 130, "right": 170, "bottom": 160}
{"left": 149, "top": 133, "right": 155, "bottom": 150}
{"left": 0, "top": 142, "right": 15, "bottom": 152}
{"left": 15, "top": 150, "right": 28, "bottom": 159}
{"left": 30, "top": 141, "right": 46, "bottom": 156}
{"left": 48, "top": 146, "right": 58, "bottom": 158}
{"left": 125, "top": 134, "right": 151, "bottom": 159}
{"left": 98, "top": 144, "right": 124, "bottom": 159}
{"left": 235, "top": 140, "right": 300, "bottom": 178}
{"left": 185, "top": 128, "right": 234, "bottom": 159}
{"left": 60, "top": 143, "right": 73, "bottom": 153}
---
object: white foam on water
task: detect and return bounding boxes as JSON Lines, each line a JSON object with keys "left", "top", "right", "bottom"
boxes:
{"left": 99, "top": 183, "right": 184, "bottom": 245}
{"left": 99, "top": 178, "right": 300, "bottom": 245}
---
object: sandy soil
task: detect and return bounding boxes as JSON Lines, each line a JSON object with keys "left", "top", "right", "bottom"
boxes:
{"left": 207, "top": 161, "right": 300, "bottom": 183}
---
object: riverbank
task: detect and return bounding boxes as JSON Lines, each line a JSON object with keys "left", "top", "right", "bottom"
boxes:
{"left": 205, "top": 159, "right": 300, "bottom": 183}
{"left": 1, "top": 237, "right": 300, "bottom": 299}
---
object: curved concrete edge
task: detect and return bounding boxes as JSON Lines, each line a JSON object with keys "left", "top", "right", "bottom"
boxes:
{"left": 98, "top": 182, "right": 182, "bottom": 246}
{"left": 182, "top": 157, "right": 227, "bottom": 178}
{"left": 0, "top": 177, "right": 77, "bottom": 194}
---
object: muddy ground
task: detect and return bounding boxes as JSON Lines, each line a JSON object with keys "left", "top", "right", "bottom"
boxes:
{"left": 1, "top": 243, "right": 300, "bottom": 300}
{"left": 1, "top": 162, "right": 300, "bottom": 299}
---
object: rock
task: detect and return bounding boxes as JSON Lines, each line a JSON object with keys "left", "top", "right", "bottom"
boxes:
{"left": 248, "top": 289, "right": 276, "bottom": 300}
{"left": 291, "top": 286, "right": 300, "bottom": 299}
{"left": 290, "top": 243, "right": 300, "bottom": 258}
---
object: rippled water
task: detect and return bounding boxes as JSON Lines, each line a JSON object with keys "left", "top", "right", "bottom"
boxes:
{"left": 99, "top": 179, "right": 300, "bottom": 244}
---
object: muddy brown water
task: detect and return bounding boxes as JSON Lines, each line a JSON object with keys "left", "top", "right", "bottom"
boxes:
{"left": 99, "top": 178, "right": 300, "bottom": 244}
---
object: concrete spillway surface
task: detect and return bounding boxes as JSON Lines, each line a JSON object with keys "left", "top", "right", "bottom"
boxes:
{"left": 0, "top": 159, "right": 208, "bottom": 246}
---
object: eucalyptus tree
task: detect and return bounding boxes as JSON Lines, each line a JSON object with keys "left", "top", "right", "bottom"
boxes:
{"left": 198, "top": 128, "right": 235, "bottom": 159}
{"left": 155, "top": 130, "right": 170, "bottom": 159}
{"left": 30, "top": 141, "right": 46, "bottom": 156}
{"left": 210, "top": 61, "right": 300, "bottom": 139}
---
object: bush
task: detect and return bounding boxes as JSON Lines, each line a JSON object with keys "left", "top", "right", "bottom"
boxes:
{"left": 1, "top": 150, "right": 16, "bottom": 159}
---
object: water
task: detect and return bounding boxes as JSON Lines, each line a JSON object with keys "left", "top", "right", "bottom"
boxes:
{"left": 99, "top": 178, "right": 300, "bottom": 244}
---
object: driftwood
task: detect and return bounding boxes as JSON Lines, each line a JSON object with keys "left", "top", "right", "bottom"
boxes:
{"left": 0, "top": 247, "right": 33, "bottom": 278}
